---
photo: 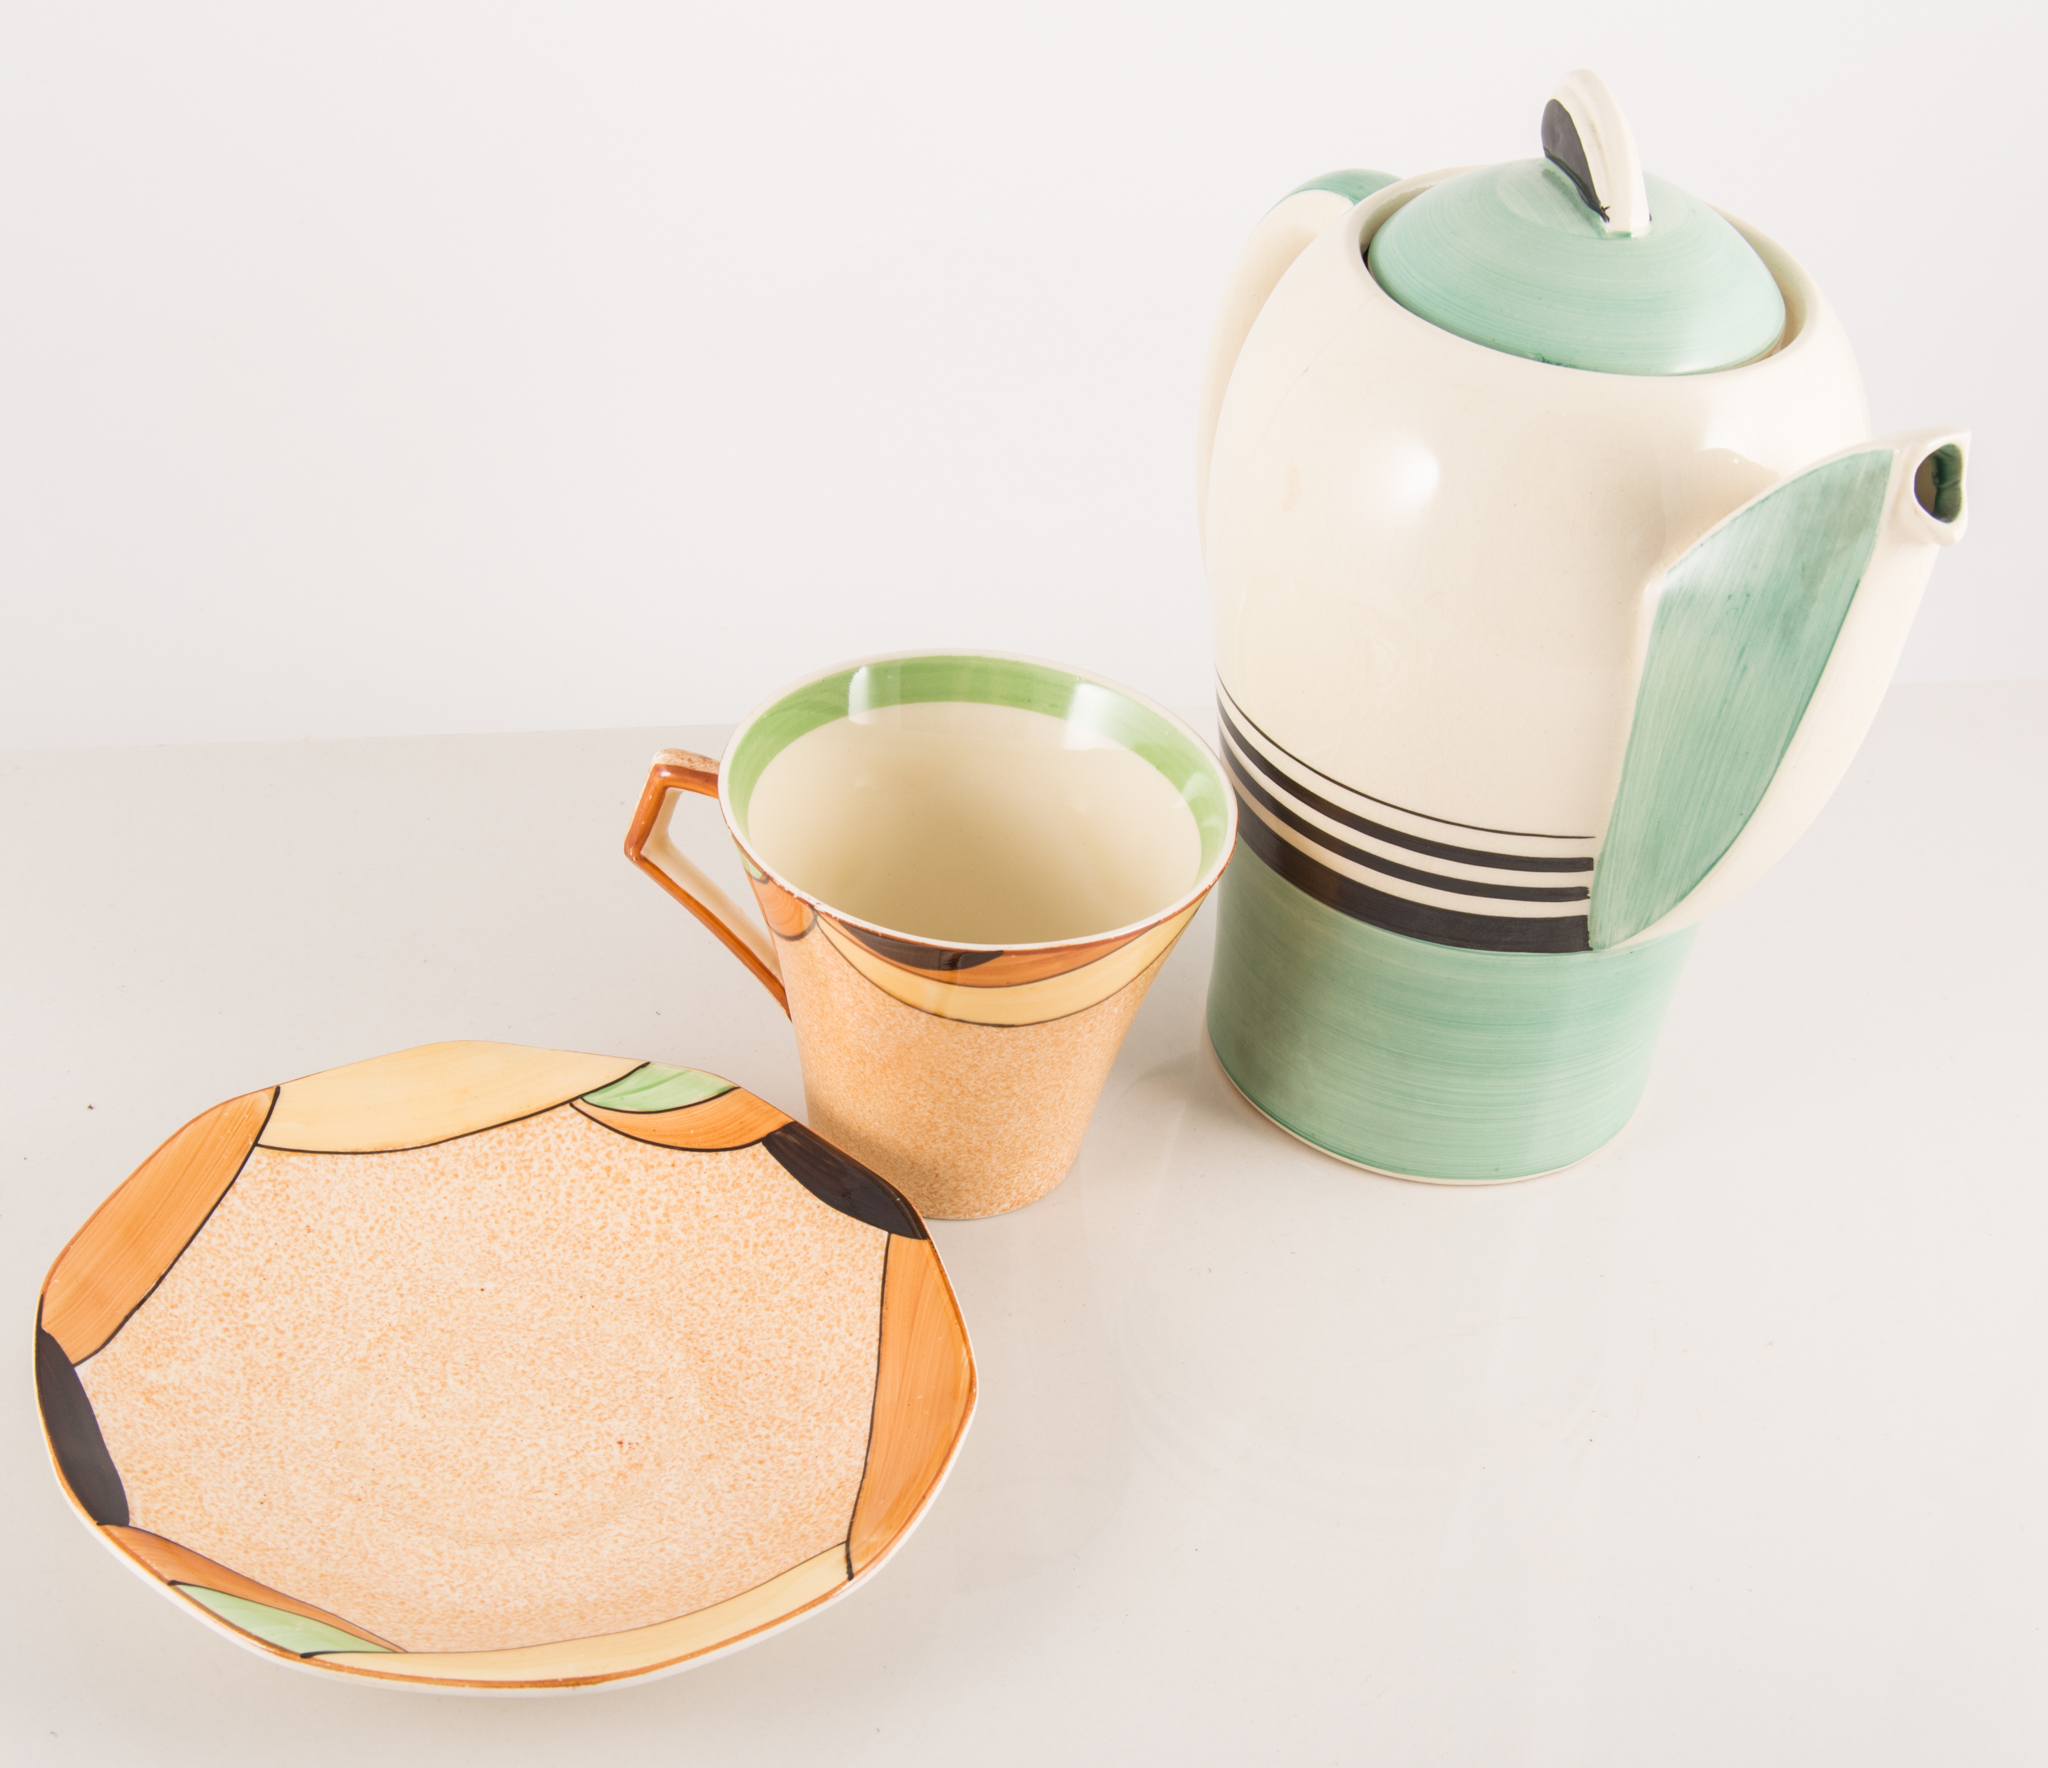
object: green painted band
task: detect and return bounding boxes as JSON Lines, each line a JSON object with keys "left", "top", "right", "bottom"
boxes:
{"left": 582, "top": 1064, "right": 735, "bottom": 1113}
{"left": 725, "top": 655, "right": 1232, "bottom": 877}
{"left": 1208, "top": 837, "right": 1695, "bottom": 1181}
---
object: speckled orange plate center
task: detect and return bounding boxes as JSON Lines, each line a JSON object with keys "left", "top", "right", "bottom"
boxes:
{"left": 35, "top": 1042, "right": 975, "bottom": 1691}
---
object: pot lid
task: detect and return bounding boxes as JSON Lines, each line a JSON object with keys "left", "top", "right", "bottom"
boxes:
{"left": 1366, "top": 71, "right": 1787, "bottom": 376}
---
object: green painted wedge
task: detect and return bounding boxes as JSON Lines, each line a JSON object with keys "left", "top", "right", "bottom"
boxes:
{"left": 582, "top": 1063, "right": 735, "bottom": 1112}
{"left": 177, "top": 1586, "right": 394, "bottom": 1656}
{"left": 1591, "top": 450, "right": 1894, "bottom": 949}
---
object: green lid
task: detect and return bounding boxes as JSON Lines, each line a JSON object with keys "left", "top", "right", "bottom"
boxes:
{"left": 1365, "top": 72, "right": 1786, "bottom": 376}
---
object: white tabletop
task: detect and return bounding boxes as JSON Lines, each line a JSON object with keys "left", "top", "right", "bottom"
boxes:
{"left": 6, "top": 681, "right": 2045, "bottom": 1764}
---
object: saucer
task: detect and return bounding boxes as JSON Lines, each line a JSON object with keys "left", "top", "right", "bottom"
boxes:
{"left": 35, "top": 1041, "right": 975, "bottom": 1691}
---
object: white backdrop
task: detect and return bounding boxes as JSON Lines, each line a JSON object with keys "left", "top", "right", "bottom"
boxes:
{"left": 1, "top": 1, "right": 2037, "bottom": 751}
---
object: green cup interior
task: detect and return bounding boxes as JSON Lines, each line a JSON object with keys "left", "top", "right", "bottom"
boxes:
{"left": 726, "top": 654, "right": 1232, "bottom": 887}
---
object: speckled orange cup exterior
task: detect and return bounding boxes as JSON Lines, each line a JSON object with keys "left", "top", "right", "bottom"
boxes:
{"left": 625, "top": 653, "right": 1236, "bottom": 1220}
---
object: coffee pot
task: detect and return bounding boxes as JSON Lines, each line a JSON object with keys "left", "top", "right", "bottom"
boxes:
{"left": 1198, "top": 70, "right": 1967, "bottom": 1181}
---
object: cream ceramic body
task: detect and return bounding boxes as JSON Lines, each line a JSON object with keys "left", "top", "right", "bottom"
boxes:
{"left": 1200, "top": 159, "right": 1966, "bottom": 1181}
{"left": 1206, "top": 174, "right": 1957, "bottom": 878}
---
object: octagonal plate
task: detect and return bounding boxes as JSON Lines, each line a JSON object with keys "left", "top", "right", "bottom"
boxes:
{"left": 34, "top": 1041, "right": 975, "bottom": 1692}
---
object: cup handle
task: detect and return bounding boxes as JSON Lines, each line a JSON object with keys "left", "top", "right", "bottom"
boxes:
{"left": 624, "top": 749, "right": 789, "bottom": 1014}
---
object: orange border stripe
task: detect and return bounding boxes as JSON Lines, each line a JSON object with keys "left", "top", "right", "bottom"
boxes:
{"left": 575, "top": 1090, "right": 792, "bottom": 1150}
{"left": 847, "top": 1236, "right": 976, "bottom": 1574}
{"left": 41, "top": 1089, "right": 275, "bottom": 1362}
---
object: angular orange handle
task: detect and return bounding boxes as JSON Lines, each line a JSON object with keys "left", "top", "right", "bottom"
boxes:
{"left": 624, "top": 749, "right": 789, "bottom": 1014}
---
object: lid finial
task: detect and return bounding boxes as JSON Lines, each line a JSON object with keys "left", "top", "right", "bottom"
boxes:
{"left": 1542, "top": 70, "right": 1651, "bottom": 237}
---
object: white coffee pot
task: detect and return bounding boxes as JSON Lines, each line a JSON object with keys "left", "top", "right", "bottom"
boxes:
{"left": 1198, "top": 71, "right": 1966, "bottom": 1182}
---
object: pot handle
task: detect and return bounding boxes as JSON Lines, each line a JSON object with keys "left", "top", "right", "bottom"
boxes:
{"left": 1196, "top": 170, "right": 1399, "bottom": 557}
{"left": 624, "top": 749, "right": 788, "bottom": 1013}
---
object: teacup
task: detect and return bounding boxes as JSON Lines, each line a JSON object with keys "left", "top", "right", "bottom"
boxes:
{"left": 625, "top": 652, "right": 1235, "bottom": 1218}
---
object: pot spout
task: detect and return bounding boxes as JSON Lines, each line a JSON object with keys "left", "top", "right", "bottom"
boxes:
{"left": 1593, "top": 429, "right": 1969, "bottom": 950}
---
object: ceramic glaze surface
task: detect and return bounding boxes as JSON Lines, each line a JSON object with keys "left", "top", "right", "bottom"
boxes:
{"left": 35, "top": 1043, "right": 976, "bottom": 1689}
{"left": 626, "top": 653, "right": 1236, "bottom": 1218}
{"left": 1198, "top": 78, "right": 1966, "bottom": 1179}
{"left": 1285, "top": 167, "right": 1401, "bottom": 205}
{"left": 1368, "top": 161, "right": 1786, "bottom": 375}
{"left": 745, "top": 701, "right": 1201, "bottom": 945}
{"left": 1209, "top": 838, "right": 1695, "bottom": 1181}
{"left": 1591, "top": 448, "right": 1894, "bottom": 947}
{"left": 1208, "top": 180, "right": 1877, "bottom": 844}
{"left": 81, "top": 1115, "right": 885, "bottom": 1654}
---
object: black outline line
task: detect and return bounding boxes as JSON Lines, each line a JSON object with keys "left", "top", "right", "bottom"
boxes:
{"left": 110, "top": 1526, "right": 404, "bottom": 1654}
{"left": 1218, "top": 702, "right": 1593, "bottom": 872}
{"left": 576, "top": 1067, "right": 745, "bottom": 1116}
{"left": 168, "top": 1580, "right": 400, "bottom": 1657}
{"left": 260, "top": 1090, "right": 613, "bottom": 1156}
{"left": 847, "top": 1234, "right": 894, "bottom": 1582}
{"left": 572, "top": 1061, "right": 653, "bottom": 1106}
{"left": 79, "top": 1086, "right": 280, "bottom": 1363}
{"left": 1217, "top": 683, "right": 1597, "bottom": 841}
{"left": 567, "top": 1098, "right": 778, "bottom": 1155}
{"left": 1226, "top": 751, "right": 1590, "bottom": 904}
{"left": 817, "top": 915, "right": 1176, "bottom": 1030}
{"left": 841, "top": 925, "right": 1006, "bottom": 973}
{"left": 1235, "top": 792, "right": 1592, "bottom": 953}
{"left": 574, "top": 1101, "right": 929, "bottom": 1240}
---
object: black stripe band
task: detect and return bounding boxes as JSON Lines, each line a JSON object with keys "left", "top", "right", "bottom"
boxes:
{"left": 1234, "top": 798, "right": 1593, "bottom": 954}
{"left": 1216, "top": 686, "right": 1594, "bottom": 840}
{"left": 1217, "top": 700, "right": 1594, "bottom": 874}
{"left": 1226, "top": 750, "right": 1590, "bottom": 905}
{"left": 842, "top": 924, "right": 1004, "bottom": 973}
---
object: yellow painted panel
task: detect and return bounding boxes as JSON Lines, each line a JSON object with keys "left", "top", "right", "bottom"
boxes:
{"left": 816, "top": 904, "right": 1196, "bottom": 1026}
{"left": 260, "top": 1042, "right": 642, "bottom": 1153}
{"left": 319, "top": 1547, "right": 848, "bottom": 1686}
